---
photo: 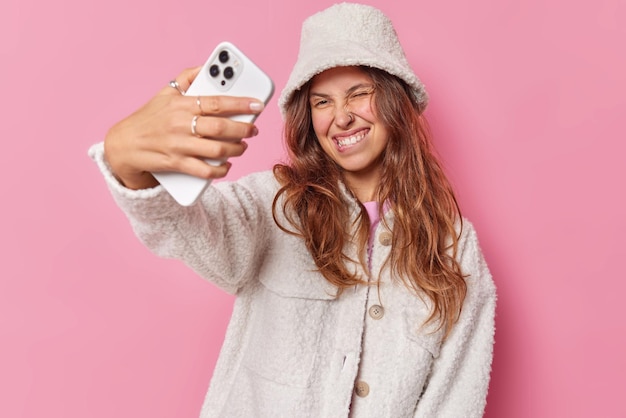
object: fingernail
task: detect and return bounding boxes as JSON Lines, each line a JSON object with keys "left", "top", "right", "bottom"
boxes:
{"left": 249, "top": 101, "right": 264, "bottom": 112}
{"left": 241, "top": 140, "right": 249, "bottom": 150}
{"left": 252, "top": 127, "right": 259, "bottom": 136}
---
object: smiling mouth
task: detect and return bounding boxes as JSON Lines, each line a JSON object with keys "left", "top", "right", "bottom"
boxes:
{"left": 334, "top": 129, "right": 368, "bottom": 149}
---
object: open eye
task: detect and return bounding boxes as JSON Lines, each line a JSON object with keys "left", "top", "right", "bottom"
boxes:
{"left": 311, "top": 98, "right": 330, "bottom": 108}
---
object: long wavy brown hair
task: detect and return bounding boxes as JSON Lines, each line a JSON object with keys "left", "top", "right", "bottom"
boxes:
{"left": 272, "top": 66, "right": 466, "bottom": 337}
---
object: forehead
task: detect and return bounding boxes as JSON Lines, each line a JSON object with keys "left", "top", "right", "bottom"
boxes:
{"left": 309, "top": 66, "right": 373, "bottom": 93}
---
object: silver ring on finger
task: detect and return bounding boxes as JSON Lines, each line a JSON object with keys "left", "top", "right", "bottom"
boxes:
{"left": 191, "top": 115, "right": 201, "bottom": 137}
{"left": 169, "top": 80, "right": 185, "bottom": 95}
{"left": 196, "top": 96, "right": 205, "bottom": 115}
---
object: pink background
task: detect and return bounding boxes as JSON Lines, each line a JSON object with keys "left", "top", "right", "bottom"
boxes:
{"left": 1, "top": 0, "right": 625, "bottom": 416}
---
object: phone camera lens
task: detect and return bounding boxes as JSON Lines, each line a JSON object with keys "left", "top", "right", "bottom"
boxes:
{"left": 223, "top": 66, "right": 234, "bottom": 79}
{"left": 219, "top": 50, "right": 230, "bottom": 63}
{"left": 209, "top": 64, "right": 220, "bottom": 78}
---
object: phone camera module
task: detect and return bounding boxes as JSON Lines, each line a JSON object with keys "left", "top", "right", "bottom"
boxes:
{"left": 209, "top": 64, "right": 220, "bottom": 78}
{"left": 223, "top": 66, "right": 234, "bottom": 80}
{"left": 219, "top": 50, "right": 230, "bottom": 63}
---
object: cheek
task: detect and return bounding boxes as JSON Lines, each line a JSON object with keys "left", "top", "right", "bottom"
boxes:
{"left": 311, "top": 111, "right": 331, "bottom": 137}
{"left": 353, "top": 100, "right": 377, "bottom": 119}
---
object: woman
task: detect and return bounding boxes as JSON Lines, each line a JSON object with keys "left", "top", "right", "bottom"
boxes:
{"left": 91, "top": 3, "right": 496, "bottom": 417}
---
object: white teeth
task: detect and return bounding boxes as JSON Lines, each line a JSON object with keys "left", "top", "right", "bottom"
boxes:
{"left": 336, "top": 131, "right": 366, "bottom": 148}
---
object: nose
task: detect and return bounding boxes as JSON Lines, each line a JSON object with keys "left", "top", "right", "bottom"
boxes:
{"left": 334, "top": 104, "right": 354, "bottom": 128}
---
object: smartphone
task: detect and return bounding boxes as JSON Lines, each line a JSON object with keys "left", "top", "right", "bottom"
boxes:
{"left": 152, "top": 42, "right": 275, "bottom": 206}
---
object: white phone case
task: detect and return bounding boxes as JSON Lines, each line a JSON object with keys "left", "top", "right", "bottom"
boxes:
{"left": 152, "top": 42, "right": 275, "bottom": 206}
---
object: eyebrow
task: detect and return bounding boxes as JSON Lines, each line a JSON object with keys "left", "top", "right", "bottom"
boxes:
{"left": 309, "top": 83, "right": 374, "bottom": 99}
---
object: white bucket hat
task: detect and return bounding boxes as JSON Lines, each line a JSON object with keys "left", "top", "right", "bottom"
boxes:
{"left": 278, "top": 2, "right": 428, "bottom": 117}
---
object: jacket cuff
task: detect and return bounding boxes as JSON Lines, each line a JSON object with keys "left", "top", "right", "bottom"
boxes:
{"left": 87, "top": 142, "right": 184, "bottom": 219}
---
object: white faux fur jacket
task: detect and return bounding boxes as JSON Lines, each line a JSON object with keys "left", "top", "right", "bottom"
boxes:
{"left": 90, "top": 143, "right": 496, "bottom": 418}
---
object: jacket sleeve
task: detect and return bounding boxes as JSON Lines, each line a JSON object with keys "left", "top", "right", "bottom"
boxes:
{"left": 414, "top": 221, "right": 497, "bottom": 418}
{"left": 88, "top": 142, "right": 274, "bottom": 294}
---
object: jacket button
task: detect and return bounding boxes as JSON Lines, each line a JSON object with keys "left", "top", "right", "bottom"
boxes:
{"left": 355, "top": 380, "right": 370, "bottom": 397}
{"left": 378, "top": 232, "right": 392, "bottom": 246}
{"left": 369, "top": 304, "right": 385, "bottom": 320}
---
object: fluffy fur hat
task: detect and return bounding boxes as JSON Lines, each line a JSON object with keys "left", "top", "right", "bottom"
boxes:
{"left": 278, "top": 2, "right": 428, "bottom": 117}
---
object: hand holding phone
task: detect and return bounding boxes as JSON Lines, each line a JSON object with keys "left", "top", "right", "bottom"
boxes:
{"left": 152, "top": 42, "right": 275, "bottom": 206}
